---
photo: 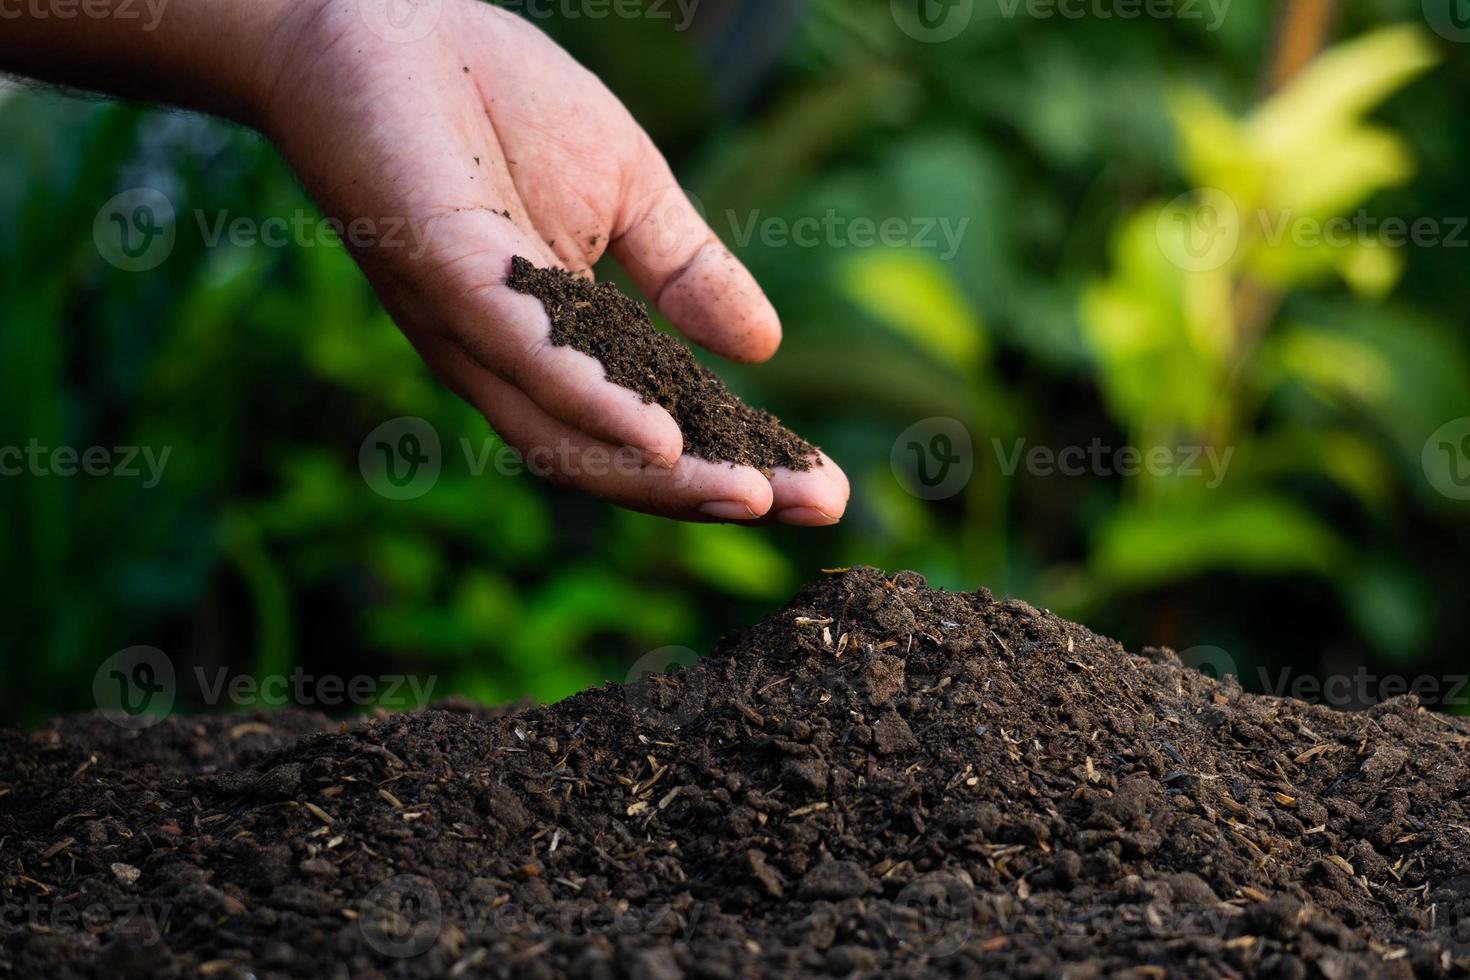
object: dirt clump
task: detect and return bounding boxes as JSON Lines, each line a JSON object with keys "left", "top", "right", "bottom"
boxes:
{"left": 4, "top": 568, "right": 1470, "bottom": 978}
{"left": 506, "top": 256, "right": 816, "bottom": 473}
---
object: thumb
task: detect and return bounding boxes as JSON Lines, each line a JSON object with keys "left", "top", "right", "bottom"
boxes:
{"left": 608, "top": 145, "right": 782, "bottom": 364}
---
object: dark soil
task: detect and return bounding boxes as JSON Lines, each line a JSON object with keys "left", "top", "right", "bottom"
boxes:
{"left": 506, "top": 256, "right": 816, "bottom": 472}
{"left": 5, "top": 568, "right": 1470, "bottom": 979}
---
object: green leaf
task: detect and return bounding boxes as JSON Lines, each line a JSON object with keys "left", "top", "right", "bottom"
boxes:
{"left": 678, "top": 524, "right": 794, "bottom": 600}
{"left": 841, "top": 250, "right": 986, "bottom": 371}
{"left": 1344, "top": 559, "right": 1430, "bottom": 662}
{"left": 1249, "top": 24, "right": 1439, "bottom": 159}
{"left": 365, "top": 533, "right": 442, "bottom": 597}
{"left": 1092, "top": 497, "right": 1346, "bottom": 588}
{"left": 1270, "top": 324, "right": 1395, "bottom": 406}
{"left": 508, "top": 569, "right": 694, "bottom": 693}
{"left": 1242, "top": 430, "right": 1394, "bottom": 513}
{"left": 1264, "top": 125, "right": 1416, "bottom": 219}
{"left": 1270, "top": 306, "right": 1470, "bottom": 491}
{"left": 1168, "top": 87, "right": 1262, "bottom": 203}
{"left": 1080, "top": 206, "right": 1231, "bottom": 432}
{"left": 450, "top": 571, "right": 520, "bottom": 639}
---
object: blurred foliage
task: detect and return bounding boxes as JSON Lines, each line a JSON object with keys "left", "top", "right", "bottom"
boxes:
{"left": 2, "top": 0, "right": 1469, "bottom": 726}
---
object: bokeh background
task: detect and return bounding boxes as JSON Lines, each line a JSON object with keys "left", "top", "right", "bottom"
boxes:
{"left": 3, "top": 0, "right": 1469, "bottom": 726}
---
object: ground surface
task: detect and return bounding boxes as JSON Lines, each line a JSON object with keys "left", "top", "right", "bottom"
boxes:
{"left": 3, "top": 568, "right": 1469, "bottom": 978}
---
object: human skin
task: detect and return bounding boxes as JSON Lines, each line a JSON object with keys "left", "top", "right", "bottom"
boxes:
{"left": 1, "top": 0, "right": 849, "bottom": 525}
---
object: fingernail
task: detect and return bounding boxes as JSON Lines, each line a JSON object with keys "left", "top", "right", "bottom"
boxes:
{"left": 641, "top": 449, "right": 675, "bottom": 469}
{"left": 776, "top": 507, "right": 840, "bottom": 527}
{"left": 698, "top": 501, "right": 759, "bottom": 522}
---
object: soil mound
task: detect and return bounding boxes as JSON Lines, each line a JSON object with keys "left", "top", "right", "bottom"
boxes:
{"left": 4, "top": 568, "right": 1469, "bottom": 978}
{"left": 506, "top": 257, "right": 815, "bottom": 472}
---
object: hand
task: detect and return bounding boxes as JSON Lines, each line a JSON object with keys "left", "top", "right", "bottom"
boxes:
{"left": 252, "top": 0, "right": 848, "bottom": 525}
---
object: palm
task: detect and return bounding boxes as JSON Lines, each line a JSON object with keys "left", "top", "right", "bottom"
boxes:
{"left": 260, "top": 0, "right": 847, "bottom": 524}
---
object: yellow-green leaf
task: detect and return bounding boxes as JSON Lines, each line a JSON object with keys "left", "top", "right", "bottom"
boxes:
{"left": 841, "top": 250, "right": 985, "bottom": 370}
{"left": 1249, "top": 24, "right": 1439, "bottom": 158}
{"left": 679, "top": 524, "right": 794, "bottom": 600}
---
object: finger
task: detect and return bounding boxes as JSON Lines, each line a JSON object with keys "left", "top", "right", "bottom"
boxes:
{"left": 419, "top": 333, "right": 775, "bottom": 520}
{"left": 420, "top": 214, "right": 685, "bottom": 465}
{"left": 479, "top": 372, "right": 774, "bottom": 521}
{"left": 608, "top": 147, "right": 782, "bottom": 364}
{"left": 765, "top": 451, "right": 850, "bottom": 527}
{"left": 447, "top": 291, "right": 685, "bottom": 467}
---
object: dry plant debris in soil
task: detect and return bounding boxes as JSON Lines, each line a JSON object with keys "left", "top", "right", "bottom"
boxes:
{"left": 3, "top": 568, "right": 1470, "bottom": 978}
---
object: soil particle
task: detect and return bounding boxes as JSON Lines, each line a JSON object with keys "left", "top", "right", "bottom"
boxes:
{"left": 861, "top": 652, "right": 905, "bottom": 705}
{"left": 870, "top": 709, "right": 918, "bottom": 755}
{"left": 746, "top": 849, "right": 786, "bottom": 899}
{"left": 5, "top": 569, "right": 1470, "bottom": 978}
{"left": 1360, "top": 744, "right": 1408, "bottom": 782}
{"left": 632, "top": 946, "right": 682, "bottom": 980}
{"left": 798, "top": 861, "right": 871, "bottom": 901}
{"left": 506, "top": 256, "right": 816, "bottom": 472}
{"left": 780, "top": 757, "right": 828, "bottom": 799}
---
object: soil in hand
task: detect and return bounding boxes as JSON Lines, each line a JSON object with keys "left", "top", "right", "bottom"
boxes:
{"left": 5, "top": 568, "right": 1470, "bottom": 978}
{"left": 507, "top": 256, "right": 816, "bottom": 473}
